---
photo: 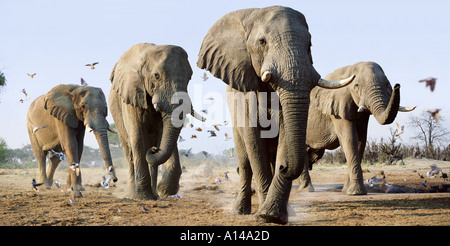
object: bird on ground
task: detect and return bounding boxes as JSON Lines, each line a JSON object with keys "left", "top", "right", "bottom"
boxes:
{"left": 141, "top": 206, "right": 149, "bottom": 213}
{"left": 69, "top": 198, "right": 78, "bottom": 204}
{"left": 427, "top": 109, "right": 441, "bottom": 123}
{"left": 54, "top": 180, "right": 63, "bottom": 192}
{"left": 395, "top": 122, "right": 404, "bottom": 136}
{"left": 202, "top": 72, "right": 208, "bottom": 81}
{"left": 80, "top": 78, "right": 88, "bottom": 86}
{"left": 419, "top": 180, "right": 427, "bottom": 188}
{"left": 440, "top": 172, "right": 448, "bottom": 181}
{"left": 419, "top": 77, "right": 437, "bottom": 92}
{"left": 117, "top": 207, "right": 122, "bottom": 212}
{"left": 101, "top": 176, "right": 112, "bottom": 188}
{"left": 225, "top": 132, "right": 232, "bottom": 141}
{"left": 32, "top": 179, "right": 43, "bottom": 191}
{"left": 86, "top": 62, "right": 99, "bottom": 70}
{"left": 418, "top": 173, "right": 424, "bottom": 179}
{"left": 27, "top": 73, "right": 36, "bottom": 78}
{"left": 224, "top": 171, "right": 231, "bottom": 182}
{"left": 181, "top": 148, "right": 192, "bottom": 157}
{"left": 207, "top": 130, "right": 217, "bottom": 137}
{"left": 169, "top": 194, "right": 182, "bottom": 199}
{"left": 22, "top": 89, "right": 31, "bottom": 100}
{"left": 366, "top": 175, "right": 386, "bottom": 187}
{"left": 178, "top": 135, "right": 186, "bottom": 143}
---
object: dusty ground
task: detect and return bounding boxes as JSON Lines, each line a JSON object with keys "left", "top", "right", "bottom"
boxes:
{"left": 0, "top": 157, "right": 449, "bottom": 227}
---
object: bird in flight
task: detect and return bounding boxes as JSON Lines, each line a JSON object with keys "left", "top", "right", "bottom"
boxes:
{"left": 419, "top": 77, "right": 437, "bottom": 92}
{"left": 27, "top": 73, "right": 36, "bottom": 78}
{"left": 207, "top": 130, "right": 217, "bottom": 137}
{"left": 81, "top": 78, "right": 88, "bottom": 86}
{"left": 202, "top": 72, "right": 209, "bottom": 81}
{"left": 225, "top": 132, "right": 232, "bottom": 141}
{"left": 86, "top": 62, "right": 99, "bottom": 70}
{"left": 32, "top": 178, "right": 43, "bottom": 191}
{"left": 427, "top": 109, "right": 441, "bottom": 123}
{"left": 395, "top": 122, "right": 404, "bottom": 136}
{"left": 22, "top": 88, "right": 31, "bottom": 100}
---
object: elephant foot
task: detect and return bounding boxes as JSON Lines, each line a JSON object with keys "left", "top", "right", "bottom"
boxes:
{"left": 71, "top": 190, "right": 83, "bottom": 198}
{"left": 342, "top": 181, "right": 367, "bottom": 195}
{"left": 254, "top": 207, "right": 288, "bottom": 225}
{"left": 157, "top": 181, "right": 180, "bottom": 198}
{"left": 133, "top": 190, "right": 159, "bottom": 201}
{"left": 297, "top": 181, "right": 315, "bottom": 193}
{"left": 232, "top": 199, "right": 251, "bottom": 215}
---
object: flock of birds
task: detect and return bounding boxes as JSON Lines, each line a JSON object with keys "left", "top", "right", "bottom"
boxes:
{"left": 365, "top": 164, "right": 449, "bottom": 193}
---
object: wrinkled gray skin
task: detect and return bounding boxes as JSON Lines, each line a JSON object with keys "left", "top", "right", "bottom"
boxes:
{"left": 109, "top": 43, "right": 204, "bottom": 200}
{"left": 27, "top": 84, "right": 118, "bottom": 197}
{"left": 299, "top": 62, "right": 414, "bottom": 195}
{"left": 197, "top": 6, "right": 353, "bottom": 224}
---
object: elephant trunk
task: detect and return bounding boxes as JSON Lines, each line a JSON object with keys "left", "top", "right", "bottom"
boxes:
{"left": 278, "top": 90, "right": 309, "bottom": 180}
{"left": 371, "top": 84, "right": 400, "bottom": 125}
{"left": 146, "top": 113, "right": 181, "bottom": 167}
{"left": 92, "top": 128, "right": 118, "bottom": 182}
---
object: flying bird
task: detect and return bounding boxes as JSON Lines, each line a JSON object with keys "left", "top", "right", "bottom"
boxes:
{"left": 419, "top": 77, "right": 437, "bottom": 92}
{"left": 201, "top": 109, "right": 208, "bottom": 114}
{"left": 27, "top": 73, "right": 36, "bottom": 78}
{"left": 181, "top": 148, "right": 192, "bottom": 157}
{"left": 395, "top": 122, "right": 404, "bottom": 136}
{"left": 427, "top": 109, "right": 441, "bottom": 123}
{"left": 19, "top": 99, "right": 24, "bottom": 103}
{"left": 202, "top": 72, "right": 209, "bottom": 81}
{"left": 225, "top": 132, "right": 232, "bottom": 141}
{"left": 101, "top": 175, "right": 112, "bottom": 188}
{"left": 188, "top": 123, "right": 194, "bottom": 128}
{"left": 207, "top": 130, "right": 217, "bottom": 137}
{"left": 202, "top": 151, "right": 211, "bottom": 159}
{"left": 426, "top": 164, "right": 442, "bottom": 178}
{"left": 31, "top": 179, "right": 43, "bottom": 191}
{"left": 229, "top": 148, "right": 234, "bottom": 159}
{"left": 205, "top": 97, "right": 214, "bottom": 101}
{"left": 80, "top": 78, "right": 88, "bottom": 86}
{"left": 178, "top": 135, "right": 186, "bottom": 143}
{"left": 195, "top": 127, "right": 202, "bottom": 132}
{"left": 418, "top": 172, "right": 424, "bottom": 179}
{"left": 50, "top": 149, "right": 65, "bottom": 160}
{"left": 22, "top": 89, "right": 31, "bottom": 100}
{"left": 419, "top": 180, "right": 427, "bottom": 188}
{"left": 190, "top": 134, "right": 197, "bottom": 139}
{"left": 85, "top": 62, "right": 99, "bottom": 70}
{"left": 212, "top": 124, "right": 221, "bottom": 131}
{"left": 223, "top": 120, "right": 229, "bottom": 125}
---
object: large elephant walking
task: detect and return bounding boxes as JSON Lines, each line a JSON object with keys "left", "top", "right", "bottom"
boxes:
{"left": 299, "top": 61, "right": 415, "bottom": 195}
{"left": 197, "top": 6, "right": 354, "bottom": 224}
{"left": 109, "top": 43, "right": 204, "bottom": 200}
{"left": 27, "top": 84, "right": 118, "bottom": 196}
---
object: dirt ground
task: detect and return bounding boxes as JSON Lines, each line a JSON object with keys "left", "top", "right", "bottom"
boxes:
{"left": 0, "top": 157, "right": 449, "bottom": 227}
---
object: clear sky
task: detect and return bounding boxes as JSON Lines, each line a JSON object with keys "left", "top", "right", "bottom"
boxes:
{"left": 0, "top": 0, "right": 449, "bottom": 155}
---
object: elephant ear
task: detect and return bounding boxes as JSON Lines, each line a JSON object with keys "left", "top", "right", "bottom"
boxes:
{"left": 44, "top": 84, "right": 80, "bottom": 128}
{"left": 110, "top": 43, "right": 153, "bottom": 109}
{"left": 197, "top": 9, "right": 260, "bottom": 92}
{"left": 310, "top": 86, "right": 358, "bottom": 120}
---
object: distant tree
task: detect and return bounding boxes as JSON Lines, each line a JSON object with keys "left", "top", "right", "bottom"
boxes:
{"left": 107, "top": 123, "right": 121, "bottom": 147}
{"left": 0, "top": 71, "right": 5, "bottom": 87}
{"left": 408, "top": 111, "right": 450, "bottom": 158}
{"left": 0, "top": 137, "right": 10, "bottom": 164}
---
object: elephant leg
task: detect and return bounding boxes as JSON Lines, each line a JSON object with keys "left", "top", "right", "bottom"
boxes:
{"left": 297, "top": 149, "right": 321, "bottom": 192}
{"left": 122, "top": 104, "right": 157, "bottom": 200}
{"left": 333, "top": 118, "right": 366, "bottom": 195}
{"left": 46, "top": 154, "right": 61, "bottom": 189}
{"left": 156, "top": 146, "right": 181, "bottom": 198}
{"left": 255, "top": 132, "right": 292, "bottom": 225}
{"left": 35, "top": 150, "right": 49, "bottom": 188}
{"left": 255, "top": 118, "right": 291, "bottom": 224}
{"left": 232, "top": 127, "right": 252, "bottom": 215}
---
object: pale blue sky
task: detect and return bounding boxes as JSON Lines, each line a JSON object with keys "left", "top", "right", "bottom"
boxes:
{"left": 0, "top": 0, "right": 449, "bottom": 155}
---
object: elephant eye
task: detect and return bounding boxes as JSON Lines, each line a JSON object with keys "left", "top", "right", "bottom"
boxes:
{"left": 258, "top": 37, "right": 266, "bottom": 46}
{"left": 154, "top": 73, "right": 160, "bottom": 80}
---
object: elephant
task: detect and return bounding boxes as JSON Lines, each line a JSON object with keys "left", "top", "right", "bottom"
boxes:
{"left": 197, "top": 6, "right": 354, "bottom": 224}
{"left": 298, "top": 61, "right": 416, "bottom": 195}
{"left": 109, "top": 43, "right": 205, "bottom": 200}
{"left": 27, "top": 84, "right": 118, "bottom": 196}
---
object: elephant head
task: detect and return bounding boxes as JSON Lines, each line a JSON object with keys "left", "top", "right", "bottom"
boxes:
{"left": 313, "top": 61, "right": 415, "bottom": 125}
{"left": 44, "top": 84, "right": 118, "bottom": 181}
{"left": 110, "top": 43, "right": 204, "bottom": 167}
{"left": 197, "top": 6, "right": 354, "bottom": 180}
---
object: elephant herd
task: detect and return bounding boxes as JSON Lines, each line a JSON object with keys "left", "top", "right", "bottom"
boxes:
{"left": 26, "top": 6, "right": 415, "bottom": 224}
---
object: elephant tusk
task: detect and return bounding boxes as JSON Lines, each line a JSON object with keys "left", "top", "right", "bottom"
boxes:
{"left": 153, "top": 103, "right": 161, "bottom": 112}
{"left": 357, "top": 106, "right": 367, "bottom": 113}
{"left": 108, "top": 127, "right": 118, "bottom": 134}
{"left": 86, "top": 125, "right": 93, "bottom": 133}
{"left": 318, "top": 75, "right": 355, "bottom": 89}
{"left": 261, "top": 71, "right": 271, "bottom": 82}
{"left": 399, "top": 106, "right": 416, "bottom": 112}
{"left": 191, "top": 108, "right": 206, "bottom": 122}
